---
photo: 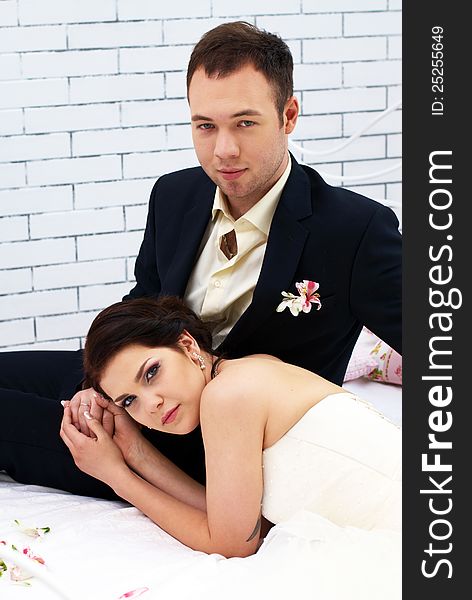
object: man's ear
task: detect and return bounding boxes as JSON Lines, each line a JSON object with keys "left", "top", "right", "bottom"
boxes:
{"left": 284, "top": 96, "right": 299, "bottom": 134}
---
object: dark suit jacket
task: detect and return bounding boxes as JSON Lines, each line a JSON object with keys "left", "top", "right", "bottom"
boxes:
{"left": 125, "top": 156, "right": 402, "bottom": 386}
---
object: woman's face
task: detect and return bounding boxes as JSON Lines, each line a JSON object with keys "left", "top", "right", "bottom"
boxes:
{"left": 99, "top": 338, "right": 207, "bottom": 434}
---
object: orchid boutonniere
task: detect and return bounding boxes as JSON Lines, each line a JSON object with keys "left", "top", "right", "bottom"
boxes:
{"left": 276, "top": 280, "right": 322, "bottom": 316}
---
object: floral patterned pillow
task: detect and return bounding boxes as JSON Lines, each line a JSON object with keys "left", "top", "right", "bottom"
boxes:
{"left": 344, "top": 328, "right": 402, "bottom": 385}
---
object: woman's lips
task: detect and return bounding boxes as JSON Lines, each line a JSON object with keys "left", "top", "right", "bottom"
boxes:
{"left": 218, "top": 169, "right": 246, "bottom": 181}
{"left": 161, "top": 405, "right": 180, "bottom": 425}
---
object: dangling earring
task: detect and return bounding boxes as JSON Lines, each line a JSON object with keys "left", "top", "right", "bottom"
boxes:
{"left": 192, "top": 352, "right": 206, "bottom": 370}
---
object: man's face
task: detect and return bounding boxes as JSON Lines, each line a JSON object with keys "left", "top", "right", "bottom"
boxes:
{"left": 188, "top": 64, "right": 297, "bottom": 213}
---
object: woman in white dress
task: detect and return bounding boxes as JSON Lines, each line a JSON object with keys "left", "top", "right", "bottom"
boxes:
{"left": 60, "top": 296, "right": 401, "bottom": 559}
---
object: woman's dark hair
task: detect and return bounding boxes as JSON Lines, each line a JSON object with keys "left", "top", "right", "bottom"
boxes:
{"left": 83, "top": 296, "right": 213, "bottom": 392}
{"left": 186, "top": 21, "right": 293, "bottom": 122}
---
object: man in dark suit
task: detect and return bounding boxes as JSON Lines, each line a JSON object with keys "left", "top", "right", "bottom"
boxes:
{"left": 0, "top": 22, "right": 401, "bottom": 498}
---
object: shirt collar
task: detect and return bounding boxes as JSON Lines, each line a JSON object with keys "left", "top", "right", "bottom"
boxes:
{"left": 212, "top": 153, "right": 292, "bottom": 236}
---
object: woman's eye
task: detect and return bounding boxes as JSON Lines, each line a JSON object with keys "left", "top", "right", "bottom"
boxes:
{"left": 122, "top": 395, "right": 136, "bottom": 409}
{"left": 145, "top": 364, "right": 159, "bottom": 382}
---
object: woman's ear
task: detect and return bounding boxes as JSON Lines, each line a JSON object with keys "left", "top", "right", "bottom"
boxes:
{"left": 178, "top": 330, "right": 200, "bottom": 355}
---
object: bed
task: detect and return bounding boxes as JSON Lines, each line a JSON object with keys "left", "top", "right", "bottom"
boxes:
{"left": 0, "top": 374, "right": 401, "bottom": 600}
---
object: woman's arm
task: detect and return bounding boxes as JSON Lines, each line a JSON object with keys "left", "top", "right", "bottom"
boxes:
{"left": 60, "top": 383, "right": 267, "bottom": 558}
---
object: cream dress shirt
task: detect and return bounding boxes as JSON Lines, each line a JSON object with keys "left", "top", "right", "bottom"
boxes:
{"left": 184, "top": 155, "right": 291, "bottom": 348}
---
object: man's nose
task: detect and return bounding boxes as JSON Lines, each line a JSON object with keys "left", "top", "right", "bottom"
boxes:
{"left": 214, "top": 130, "right": 239, "bottom": 160}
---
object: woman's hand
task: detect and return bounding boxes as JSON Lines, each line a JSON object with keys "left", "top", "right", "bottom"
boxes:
{"left": 67, "top": 387, "right": 114, "bottom": 438}
{"left": 60, "top": 405, "right": 128, "bottom": 487}
{"left": 89, "top": 394, "right": 147, "bottom": 468}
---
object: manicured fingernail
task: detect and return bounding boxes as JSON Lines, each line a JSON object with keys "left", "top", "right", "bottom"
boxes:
{"left": 84, "top": 411, "right": 92, "bottom": 420}
{"left": 61, "top": 400, "right": 66, "bottom": 407}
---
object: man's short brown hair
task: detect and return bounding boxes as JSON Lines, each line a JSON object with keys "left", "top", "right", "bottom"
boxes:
{"left": 186, "top": 21, "right": 293, "bottom": 120}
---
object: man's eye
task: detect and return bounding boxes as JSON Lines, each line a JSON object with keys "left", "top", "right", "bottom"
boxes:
{"left": 145, "top": 364, "right": 159, "bottom": 382}
{"left": 240, "top": 120, "right": 255, "bottom": 127}
{"left": 198, "top": 123, "right": 214, "bottom": 130}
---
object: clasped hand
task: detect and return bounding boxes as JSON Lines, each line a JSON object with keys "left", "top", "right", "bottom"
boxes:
{"left": 60, "top": 389, "right": 144, "bottom": 486}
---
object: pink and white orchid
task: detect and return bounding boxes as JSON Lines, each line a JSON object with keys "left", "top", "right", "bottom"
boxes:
{"left": 276, "top": 280, "right": 321, "bottom": 316}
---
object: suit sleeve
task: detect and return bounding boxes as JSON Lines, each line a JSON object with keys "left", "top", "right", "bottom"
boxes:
{"left": 122, "top": 180, "right": 162, "bottom": 301}
{"left": 350, "top": 204, "right": 402, "bottom": 354}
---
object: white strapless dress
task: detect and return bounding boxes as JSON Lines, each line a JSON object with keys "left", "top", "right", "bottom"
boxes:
{"left": 262, "top": 392, "right": 401, "bottom": 531}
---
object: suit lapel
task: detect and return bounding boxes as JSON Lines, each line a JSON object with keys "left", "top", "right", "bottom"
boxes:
{"left": 161, "top": 179, "right": 215, "bottom": 296}
{"left": 221, "top": 158, "right": 313, "bottom": 350}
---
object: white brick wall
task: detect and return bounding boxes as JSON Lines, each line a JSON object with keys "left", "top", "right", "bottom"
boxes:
{"left": 0, "top": 0, "right": 402, "bottom": 349}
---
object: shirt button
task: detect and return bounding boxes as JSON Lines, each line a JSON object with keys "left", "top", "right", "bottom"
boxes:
{"left": 214, "top": 280, "right": 222, "bottom": 288}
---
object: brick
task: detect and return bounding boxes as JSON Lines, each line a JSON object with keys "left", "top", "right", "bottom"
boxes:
{"left": 120, "top": 45, "right": 192, "bottom": 74}
{"left": 386, "top": 182, "right": 402, "bottom": 205}
{"left": 0, "top": 163, "right": 25, "bottom": 189}
{"left": 0, "top": 289, "right": 77, "bottom": 320}
{"left": 0, "top": 109, "right": 23, "bottom": 135}
{"left": 72, "top": 126, "right": 166, "bottom": 157}
{"left": 346, "top": 184, "right": 387, "bottom": 202}
{"left": 22, "top": 49, "right": 118, "bottom": 79}
{"left": 0, "top": 186, "right": 73, "bottom": 216}
{"left": 27, "top": 155, "right": 122, "bottom": 186}
{"left": 0, "top": 1, "right": 17, "bottom": 26}
{"left": 127, "top": 257, "right": 136, "bottom": 281}
{"left": 303, "top": 0, "right": 386, "bottom": 11}
{"left": 303, "top": 161, "right": 342, "bottom": 181}
{"left": 30, "top": 207, "right": 124, "bottom": 239}
{"left": 387, "top": 133, "right": 401, "bottom": 157}
{"left": 343, "top": 109, "right": 402, "bottom": 136}
{"left": 388, "top": 85, "right": 402, "bottom": 105}
{"left": 388, "top": 36, "right": 402, "bottom": 59}
{"left": 343, "top": 158, "right": 402, "bottom": 184}
{"left": 0, "top": 216, "right": 29, "bottom": 241}
{"left": 344, "top": 60, "right": 401, "bottom": 87}
{"left": 304, "top": 87, "right": 386, "bottom": 115}
{"left": 213, "top": 0, "right": 299, "bottom": 16}
{"left": 287, "top": 40, "right": 301, "bottom": 64}
{"left": 18, "top": 0, "right": 116, "bottom": 25}
{"left": 0, "top": 238, "right": 75, "bottom": 269}
{"left": 345, "top": 12, "right": 402, "bottom": 36}
{"left": 123, "top": 149, "right": 198, "bottom": 179}
{"left": 294, "top": 64, "right": 342, "bottom": 91}
{"left": 290, "top": 115, "right": 342, "bottom": 141}
{"left": 25, "top": 104, "right": 121, "bottom": 134}
{"left": 0, "top": 78, "right": 68, "bottom": 109}
{"left": 125, "top": 204, "right": 147, "bottom": 231}
{"left": 164, "top": 18, "right": 228, "bottom": 45}
{"left": 121, "top": 99, "right": 189, "bottom": 127}
{"left": 302, "top": 135, "right": 386, "bottom": 164}
{"left": 36, "top": 310, "right": 98, "bottom": 342}
{"left": 77, "top": 231, "right": 143, "bottom": 261}
{"left": 256, "top": 14, "right": 342, "bottom": 39}
{"left": 74, "top": 179, "right": 154, "bottom": 209}
{"left": 34, "top": 258, "right": 126, "bottom": 290}
{"left": 304, "top": 37, "right": 386, "bottom": 63}
{"left": 68, "top": 21, "right": 162, "bottom": 49}
{"left": 166, "top": 124, "right": 193, "bottom": 150}
{"left": 70, "top": 74, "right": 164, "bottom": 104}
{"left": 0, "top": 25, "right": 67, "bottom": 53}
{"left": 0, "top": 133, "right": 70, "bottom": 163}
{"left": 165, "top": 71, "right": 186, "bottom": 98}
{"left": 0, "top": 268, "right": 32, "bottom": 295}
{"left": 117, "top": 0, "right": 211, "bottom": 20}
{"left": 0, "top": 54, "right": 21, "bottom": 80}
{"left": 79, "top": 282, "right": 132, "bottom": 311}
{"left": 0, "top": 318, "right": 34, "bottom": 346}
{"left": 3, "top": 338, "right": 81, "bottom": 351}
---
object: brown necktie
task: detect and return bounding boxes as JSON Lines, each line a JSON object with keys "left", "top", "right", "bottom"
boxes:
{"left": 220, "top": 229, "right": 238, "bottom": 260}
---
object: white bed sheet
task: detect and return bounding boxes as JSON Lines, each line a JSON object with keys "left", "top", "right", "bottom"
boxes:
{"left": 0, "top": 379, "right": 402, "bottom": 600}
